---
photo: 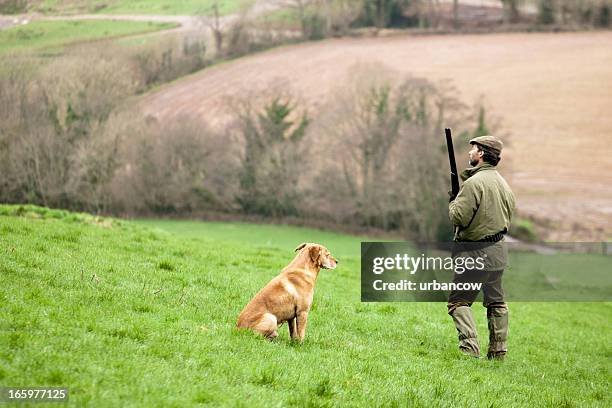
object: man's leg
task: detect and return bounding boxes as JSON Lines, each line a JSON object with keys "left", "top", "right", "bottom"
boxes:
{"left": 483, "top": 270, "right": 507, "bottom": 360}
{"left": 447, "top": 269, "right": 486, "bottom": 357}
{"left": 448, "top": 303, "right": 480, "bottom": 357}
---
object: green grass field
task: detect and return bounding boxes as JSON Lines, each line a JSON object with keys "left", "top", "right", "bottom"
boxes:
{"left": 0, "top": 20, "right": 175, "bottom": 55}
{"left": 31, "top": 0, "right": 253, "bottom": 16}
{"left": 0, "top": 205, "right": 610, "bottom": 406}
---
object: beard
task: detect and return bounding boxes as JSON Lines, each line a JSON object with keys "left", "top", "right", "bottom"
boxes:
{"left": 469, "top": 158, "right": 479, "bottom": 166}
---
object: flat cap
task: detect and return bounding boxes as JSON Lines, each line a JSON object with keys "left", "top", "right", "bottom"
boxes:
{"left": 469, "top": 135, "right": 503, "bottom": 155}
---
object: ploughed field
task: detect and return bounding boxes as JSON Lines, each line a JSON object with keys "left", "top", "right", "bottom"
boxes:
{"left": 140, "top": 31, "right": 612, "bottom": 241}
{"left": 1, "top": 205, "right": 610, "bottom": 406}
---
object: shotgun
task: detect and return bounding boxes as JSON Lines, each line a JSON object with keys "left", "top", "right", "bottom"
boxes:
{"left": 445, "top": 128, "right": 460, "bottom": 200}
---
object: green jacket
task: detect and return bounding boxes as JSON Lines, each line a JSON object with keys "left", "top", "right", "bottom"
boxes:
{"left": 449, "top": 163, "right": 516, "bottom": 241}
{"left": 449, "top": 163, "right": 516, "bottom": 271}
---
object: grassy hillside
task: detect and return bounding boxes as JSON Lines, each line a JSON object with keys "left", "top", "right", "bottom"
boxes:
{"left": 30, "top": 0, "right": 254, "bottom": 15}
{"left": 0, "top": 20, "right": 175, "bottom": 55}
{"left": 0, "top": 205, "right": 610, "bottom": 406}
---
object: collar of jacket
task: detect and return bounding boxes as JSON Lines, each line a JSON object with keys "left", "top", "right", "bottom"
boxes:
{"left": 460, "top": 162, "right": 496, "bottom": 181}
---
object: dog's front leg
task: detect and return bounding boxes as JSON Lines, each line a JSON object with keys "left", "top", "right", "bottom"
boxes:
{"left": 296, "top": 311, "right": 309, "bottom": 342}
{"left": 288, "top": 317, "right": 298, "bottom": 340}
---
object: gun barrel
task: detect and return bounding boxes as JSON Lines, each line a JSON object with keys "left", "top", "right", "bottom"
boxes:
{"left": 445, "top": 128, "right": 460, "bottom": 197}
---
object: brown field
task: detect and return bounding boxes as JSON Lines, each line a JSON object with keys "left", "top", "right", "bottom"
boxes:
{"left": 140, "top": 31, "right": 612, "bottom": 241}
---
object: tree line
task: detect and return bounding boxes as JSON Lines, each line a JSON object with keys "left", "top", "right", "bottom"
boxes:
{"left": 281, "top": 0, "right": 611, "bottom": 38}
{"left": 0, "top": 52, "right": 492, "bottom": 241}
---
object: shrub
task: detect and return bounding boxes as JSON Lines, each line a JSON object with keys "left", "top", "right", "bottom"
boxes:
{"left": 538, "top": 0, "right": 557, "bottom": 24}
{"left": 304, "top": 13, "right": 326, "bottom": 40}
{"left": 110, "top": 116, "right": 229, "bottom": 215}
{"left": 127, "top": 36, "right": 208, "bottom": 91}
{"left": 596, "top": 4, "right": 610, "bottom": 27}
{"left": 353, "top": 0, "right": 414, "bottom": 29}
{"left": 510, "top": 217, "right": 539, "bottom": 242}
{"left": 0, "top": 0, "right": 27, "bottom": 14}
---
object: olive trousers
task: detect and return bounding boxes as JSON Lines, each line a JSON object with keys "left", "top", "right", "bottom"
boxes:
{"left": 447, "top": 269, "right": 508, "bottom": 358}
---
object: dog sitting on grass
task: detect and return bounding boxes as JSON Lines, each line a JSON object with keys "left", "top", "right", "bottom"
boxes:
{"left": 236, "top": 243, "right": 338, "bottom": 341}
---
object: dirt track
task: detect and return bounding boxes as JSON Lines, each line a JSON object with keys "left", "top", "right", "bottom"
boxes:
{"left": 140, "top": 31, "right": 612, "bottom": 240}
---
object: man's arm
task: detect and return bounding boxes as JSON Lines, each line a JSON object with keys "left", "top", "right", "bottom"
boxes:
{"left": 449, "top": 181, "right": 480, "bottom": 228}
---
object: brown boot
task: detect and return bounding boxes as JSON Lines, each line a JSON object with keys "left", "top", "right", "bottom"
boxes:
{"left": 450, "top": 306, "right": 480, "bottom": 357}
{"left": 487, "top": 351, "right": 506, "bottom": 360}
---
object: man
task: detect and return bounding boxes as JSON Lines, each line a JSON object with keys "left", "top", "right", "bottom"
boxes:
{"left": 447, "top": 135, "right": 516, "bottom": 360}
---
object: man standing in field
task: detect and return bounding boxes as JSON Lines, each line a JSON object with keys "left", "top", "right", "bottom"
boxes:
{"left": 447, "top": 136, "right": 516, "bottom": 360}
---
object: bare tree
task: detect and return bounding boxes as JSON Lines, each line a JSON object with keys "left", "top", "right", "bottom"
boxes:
{"left": 453, "top": 0, "right": 459, "bottom": 28}
{"left": 199, "top": 0, "right": 224, "bottom": 56}
{"left": 290, "top": 0, "right": 310, "bottom": 38}
{"left": 286, "top": 0, "right": 331, "bottom": 39}
{"left": 501, "top": 0, "right": 521, "bottom": 23}
{"left": 0, "top": 53, "right": 136, "bottom": 211}
{"left": 375, "top": 0, "right": 386, "bottom": 29}
{"left": 211, "top": 1, "right": 224, "bottom": 54}
{"left": 323, "top": 0, "right": 361, "bottom": 35}
{"left": 307, "top": 64, "right": 477, "bottom": 240}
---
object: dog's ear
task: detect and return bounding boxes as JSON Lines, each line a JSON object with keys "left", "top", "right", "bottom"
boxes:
{"left": 294, "top": 243, "right": 307, "bottom": 252}
{"left": 309, "top": 245, "right": 322, "bottom": 266}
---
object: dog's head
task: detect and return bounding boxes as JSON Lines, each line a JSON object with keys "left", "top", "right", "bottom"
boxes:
{"left": 294, "top": 243, "right": 338, "bottom": 270}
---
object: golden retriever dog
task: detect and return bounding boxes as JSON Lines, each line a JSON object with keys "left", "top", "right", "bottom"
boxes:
{"left": 236, "top": 243, "right": 338, "bottom": 341}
